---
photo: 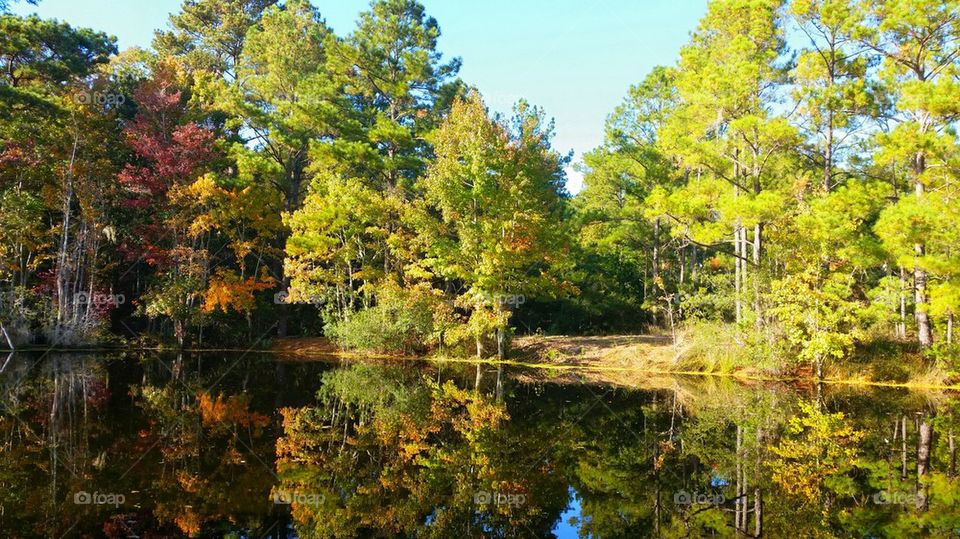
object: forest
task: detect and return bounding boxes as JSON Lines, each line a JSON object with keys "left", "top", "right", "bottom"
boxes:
{"left": 5, "top": 1, "right": 960, "bottom": 537}
{"left": 2, "top": 0, "right": 960, "bottom": 383}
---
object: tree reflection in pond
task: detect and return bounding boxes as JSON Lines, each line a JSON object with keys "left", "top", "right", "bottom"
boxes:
{"left": 3, "top": 353, "right": 960, "bottom": 537}
{"left": 277, "top": 365, "right": 960, "bottom": 538}
{"left": 275, "top": 364, "right": 569, "bottom": 537}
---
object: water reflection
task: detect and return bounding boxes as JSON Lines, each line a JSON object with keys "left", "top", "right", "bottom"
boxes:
{"left": 1, "top": 352, "right": 959, "bottom": 537}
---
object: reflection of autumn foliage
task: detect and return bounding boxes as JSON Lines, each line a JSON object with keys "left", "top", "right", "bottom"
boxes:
{"left": 134, "top": 385, "right": 275, "bottom": 535}
{"left": 770, "top": 402, "right": 863, "bottom": 503}
{"left": 102, "top": 511, "right": 182, "bottom": 538}
{"left": 173, "top": 510, "right": 204, "bottom": 537}
{"left": 275, "top": 375, "right": 509, "bottom": 536}
{"left": 654, "top": 439, "right": 674, "bottom": 471}
{"left": 197, "top": 391, "right": 270, "bottom": 431}
{"left": 274, "top": 365, "right": 570, "bottom": 538}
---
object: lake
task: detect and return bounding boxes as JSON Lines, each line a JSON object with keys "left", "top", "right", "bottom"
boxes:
{"left": 0, "top": 351, "right": 957, "bottom": 537}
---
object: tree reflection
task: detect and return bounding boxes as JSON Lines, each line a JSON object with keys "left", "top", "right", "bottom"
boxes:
{"left": 277, "top": 369, "right": 960, "bottom": 538}
{"left": 0, "top": 351, "right": 292, "bottom": 537}
{"left": 275, "top": 364, "right": 570, "bottom": 537}
{"left": 3, "top": 354, "right": 960, "bottom": 537}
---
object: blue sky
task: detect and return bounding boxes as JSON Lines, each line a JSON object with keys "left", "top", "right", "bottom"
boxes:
{"left": 14, "top": 0, "right": 709, "bottom": 192}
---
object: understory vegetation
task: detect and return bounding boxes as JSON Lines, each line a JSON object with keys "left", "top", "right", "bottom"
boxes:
{"left": 2, "top": 0, "right": 960, "bottom": 380}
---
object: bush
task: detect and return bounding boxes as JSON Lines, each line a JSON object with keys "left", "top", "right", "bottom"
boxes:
{"left": 928, "top": 342, "right": 960, "bottom": 378}
{"left": 325, "top": 284, "right": 447, "bottom": 354}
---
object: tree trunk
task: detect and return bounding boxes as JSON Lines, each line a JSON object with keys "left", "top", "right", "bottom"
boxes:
{"left": 735, "top": 425, "right": 743, "bottom": 532}
{"left": 740, "top": 226, "right": 748, "bottom": 301}
{"left": 949, "top": 430, "right": 956, "bottom": 478}
{"left": 174, "top": 319, "right": 186, "bottom": 349}
{"left": 898, "top": 267, "right": 907, "bottom": 339}
{"left": 277, "top": 286, "right": 289, "bottom": 338}
{"left": 666, "top": 297, "right": 676, "bottom": 345}
{"left": 690, "top": 244, "right": 697, "bottom": 279}
{"left": 753, "top": 223, "right": 762, "bottom": 328}
{"left": 679, "top": 244, "right": 685, "bottom": 286}
{"left": 735, "top": 224, "right": 742, "bottom": 325}
{"left": 915, "top": 259, "right": 932, "bottom": 347}
{"left": 0, "top": 352, "right": 12, "bottom": 373}
{"left": 733, "top": 150, "right": 742, "bottom": 327}
{"left": 653, "top": 437, "right": 661, "bottom": 535}
{"left": 56, "top": 129, "right": 79, "bottom": 338}
{"left": 914, "top": 151, "right": 933, "bottom": 347}
{"left": 0, "top": 325, "right": 14, "bottom": 351}
{"left": 496, "top": 327, "right": 507, "bottom": 360}
{"left": 652, "top": 218, "right": 660, "bottom": 326}
{"left": 948, "top": 313, "right": 954, "bottom": 345}
{"left": 824, "top": 106, "right": 834, "bottom": 192}
{"left": 679, "top": 246, "right": 685, "bottom": 320}
{"left": 917, "top": 416, "right": 933, "bottom": 511}
{"left": 901, "top": 416, "right": 908, "bottom": 480}
{"left": 753, "top": 488, "right": 762, "bottom": 538}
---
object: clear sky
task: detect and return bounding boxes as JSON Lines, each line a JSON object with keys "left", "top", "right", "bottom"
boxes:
{"left": 13, "top": 0, "right": 709, "bottom": 192}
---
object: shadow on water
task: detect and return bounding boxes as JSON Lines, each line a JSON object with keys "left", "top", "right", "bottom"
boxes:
{"left": 1, "top": 351, "right": 959, "bottom": 537}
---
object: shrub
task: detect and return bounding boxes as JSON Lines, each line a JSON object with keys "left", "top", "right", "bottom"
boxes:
{"left": 325, "top": 284, "right": 447, "bottom": 354}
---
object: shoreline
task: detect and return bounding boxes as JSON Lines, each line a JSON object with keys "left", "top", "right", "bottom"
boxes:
{"left": 3, "top": 335, "right": 959, "bottom": 391}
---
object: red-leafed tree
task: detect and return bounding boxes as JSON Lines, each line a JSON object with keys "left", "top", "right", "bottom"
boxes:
{"left": 118, "top": 62, "right": 217, "bottom": 346}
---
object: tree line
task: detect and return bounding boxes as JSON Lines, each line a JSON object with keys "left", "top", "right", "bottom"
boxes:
{"left": 1, "top": 0, "right": 959, "bottom": 377}
{"left": 0, "top": 0, "right": 568, "bottom": 358}
{"left": 578, "top": 0, "right": 960, "bottom": 376}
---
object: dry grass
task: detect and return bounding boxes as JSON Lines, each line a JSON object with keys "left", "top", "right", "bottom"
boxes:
{"left": 270, "top": 337, "right": 409, "bottom": 361}
{"left": 512, "top": 334, "right": 676, "bottom": 366}
{"left": 270, "top": 333, "right": 960, "bottom": 392}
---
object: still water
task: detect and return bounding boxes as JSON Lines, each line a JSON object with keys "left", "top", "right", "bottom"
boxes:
{"left": 0, "top": 351, "right": 958, "bottom": 538}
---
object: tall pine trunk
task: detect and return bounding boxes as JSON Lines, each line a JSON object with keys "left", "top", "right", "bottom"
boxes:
{"left": 914, "top": 152, "right": 933, "bottom": 346}
{"left": 652, "top": 218, "right": 660, "bottom": 326}
{"left": 753, "top": 223, "right": 762, "bottom": 328}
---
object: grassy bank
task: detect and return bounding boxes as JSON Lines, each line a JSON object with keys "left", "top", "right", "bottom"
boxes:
{"left": 7, "top": 331, "right": 951, "bottom": 390}
{"left": 508, "top": 326, "right": 957, "bottom": 390}
{"left": 262, "top": 331, "right": 955, "bottom": 390}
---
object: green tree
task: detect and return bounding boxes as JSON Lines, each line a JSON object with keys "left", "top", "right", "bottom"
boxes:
{"left": 285, "top": 0, "right": 461, "bottom": 340}
{"left": 416, "top": 91, "right": 568, "bottom": 358}
{"left": 659, "top": 0, "right": 798, "bottom": 327}
{"left": 855, "top": 0, "right": 960, "bottom": 347}
{"left": 577, "top": 66, "right": 681, "bottom": 328}
{"left": 153, "top": 0, "right": 276, "bottom": 80}
{"left": 214, "top": 0, "right": 335, "bottom": 336}
{"left": 769, "top": 181, "right": 887, "bottom": 377}
{"left": 790, "top": 0, "right": 876, "bottom": 192}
